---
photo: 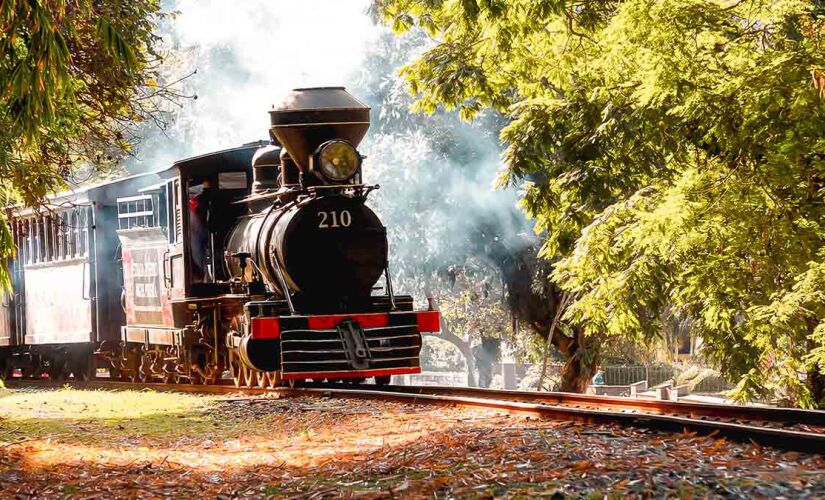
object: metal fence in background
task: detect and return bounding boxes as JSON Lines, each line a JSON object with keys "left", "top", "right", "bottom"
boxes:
{"left": 692, "top": 375, "right": 731, "bottom": 393}
{"left": 393, "top": 371, "right": 469, "bottom": 387}
{"left": 604, "top": 365, "right": 674, "bottom": 386}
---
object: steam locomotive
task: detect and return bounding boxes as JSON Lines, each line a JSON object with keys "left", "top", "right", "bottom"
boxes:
{"left": 0, "top": 87, "right": 440, "bottom": 387}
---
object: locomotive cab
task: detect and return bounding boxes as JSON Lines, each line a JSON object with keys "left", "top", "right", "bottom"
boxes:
{"left": 115, "top": 143, "right": 269, "bottom": 382}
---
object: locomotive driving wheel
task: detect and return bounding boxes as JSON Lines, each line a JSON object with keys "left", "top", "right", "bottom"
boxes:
{"left": 266, "top": 371, "right": 281, "bottom": 388}
{"left": 122, "top": 345, "right": 143, "bottom": 382}
{"left": 228, "top": 349, "right": 245, "bottom": 387}
{"left": 139, "top": 352, "right": 154, "bottom": 382}
{"left": 256, "top": 370, "right": 268, "bottom": 389}
{"left": 232, "top": 365, "right": 245, "bottom": 386}
{"left": 242, "top": 364, "right": 257, "bottom": 388}
{"left": 255, "top": 371, "right": 280, "bottom": 389}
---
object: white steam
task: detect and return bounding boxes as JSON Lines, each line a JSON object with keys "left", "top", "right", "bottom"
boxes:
{"left": 132, "top": 0, "right": 376, "bottom": 169}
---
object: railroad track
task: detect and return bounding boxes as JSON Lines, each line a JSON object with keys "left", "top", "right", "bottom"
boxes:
{"left": 5, "top": 379, "right": 825, "bottom": 454}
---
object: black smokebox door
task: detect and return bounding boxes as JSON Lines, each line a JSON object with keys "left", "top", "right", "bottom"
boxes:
{"left": 281, "top": 197, "right": 387, "bottom": 300}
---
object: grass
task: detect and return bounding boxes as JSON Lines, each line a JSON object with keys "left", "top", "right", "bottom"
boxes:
{"left": 0, "top": 386, "right": 444, "bottom": 491}
{"left": 0, "top": 387, "right": 226, "bottom": 445}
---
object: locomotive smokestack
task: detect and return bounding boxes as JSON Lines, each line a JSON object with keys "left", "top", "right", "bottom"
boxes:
{"left": 269, "top": 87, "right": 370, "bottom": 171}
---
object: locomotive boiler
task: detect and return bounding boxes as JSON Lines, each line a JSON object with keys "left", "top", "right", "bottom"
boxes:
{"left": 0, "top": 87, "right": 440, "bottom": 387}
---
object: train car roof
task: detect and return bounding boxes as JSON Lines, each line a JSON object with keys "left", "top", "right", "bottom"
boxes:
{"left": 9, "top": 171, "right": 162, "bottom": 216}
{"left": 7, "top": 141, "right": 267, "bottom": 216}
{"left": 67, "top": 171, "right": 160, "bottom": 199}
{"left": 165, "top": 141, "right": 267, "bottom": 177}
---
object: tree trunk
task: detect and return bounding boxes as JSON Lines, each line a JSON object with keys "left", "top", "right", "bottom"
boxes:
{"left": 804, "top": 321, "right": 824, "bottom": 408}
{"left": 486, "top": 242, "right": 600, "bottom": 393}
{"left": 537, "top": 292, "right": 571, "bottom": 390}
{"left": 551, "top": 327, "right": 600, "bottom": 393}
{"left": 436, "top": 316, "right": 477, "bottom": 387}
{"left": 536, "top": 340, "right": 551, "bottom": 391}
{"left": 809, "top": 367, "right": 825, "bottom": 408}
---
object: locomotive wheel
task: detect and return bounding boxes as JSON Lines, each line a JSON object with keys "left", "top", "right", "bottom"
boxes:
{"left": 232, "top": 366, "right": 244, "bottom": 387}
{"left": 139, "top": 353, "right": 153, "bottom": 382}
{"left": 233, "top": 366, "right": 245, "bottom": 387}
{"left": 204, "top": 364, "right": 222, "bottom": 385}
{"left": 242, "top": 364, "right": 256, "bottom": 388}
{"left": 375, "top": 375, "right": 392, "bottom": 386}
{"left": 266, "top": 371, "right": 281, "bottom": 388}
{"left": 256, "top": 370, "right": 269, "bottom": 389}
{"left": 161, "top": 349, "right": 178, "bottom": 384}
{"left": 228, "top": 351, "right": 245, "bottom": 387}
{"left": 254, "top": 371, "right": 280, "bottom": 389}
{"left": 122, "top": 346, "right": 142, "bottom": 382}
{"left": 200, "top": 370, "right": 217, "bottom": 385}
{"left": 227, "top": 350, "right": 249, "bottom": 387}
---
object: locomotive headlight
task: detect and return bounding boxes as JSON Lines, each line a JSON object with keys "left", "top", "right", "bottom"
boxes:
{"left": 314, "top": 140, "right": 360, "bottom": 182}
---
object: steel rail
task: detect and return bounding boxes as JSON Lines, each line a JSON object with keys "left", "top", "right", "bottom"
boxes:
{"left": 314, "top": 383, "right": 825, "bottom": 427}
{"left": 5, "top": 379, "right": 824, "bottom": 454}
{"left": 287, "top": 386, "right": 825, "bottom": 454}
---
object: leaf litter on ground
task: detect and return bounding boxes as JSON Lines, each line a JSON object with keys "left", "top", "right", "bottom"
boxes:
{"left": 0, "top": 387, "right": 823, "bottom": 498}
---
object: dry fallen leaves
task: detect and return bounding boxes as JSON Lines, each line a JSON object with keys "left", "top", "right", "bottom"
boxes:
{"left": 0, "top": 388, "right": 823, "bottom": 498}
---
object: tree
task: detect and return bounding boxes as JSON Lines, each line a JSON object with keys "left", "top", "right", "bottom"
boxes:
{"left": 375, "top": 0, "right": 825, "bottom": 406}
{"left": 0, "top": 0, "right": 171, "bottom": 288}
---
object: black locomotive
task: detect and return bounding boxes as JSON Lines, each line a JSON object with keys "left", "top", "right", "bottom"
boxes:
{"left": 0, "top": 87, "right": 440, "bottom": 387}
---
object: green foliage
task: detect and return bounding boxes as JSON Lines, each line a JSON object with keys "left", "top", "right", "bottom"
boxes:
{"left": 0, "top": 0, "right": 166, "bottom": 289}
{"left": 437, "top": 256, "right": 524, "bottom": 345}
{"left": 376, "top": 0, "right": 825, "bottom": 406}
{"left": 420, "top": 337, "right": 466, "bottom": 371}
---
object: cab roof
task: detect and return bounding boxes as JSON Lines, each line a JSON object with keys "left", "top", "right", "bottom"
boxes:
{"left": 163, "top": 141, "right": 267, "bottom": 178}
